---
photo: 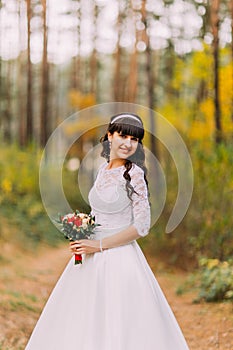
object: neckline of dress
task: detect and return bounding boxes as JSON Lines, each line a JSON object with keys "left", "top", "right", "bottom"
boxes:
{"left": 104, "top": 163, "right": 125, "bottom": 172}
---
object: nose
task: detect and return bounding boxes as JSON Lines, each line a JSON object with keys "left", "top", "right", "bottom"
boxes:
{"left": 124, "top": 137, "right": 132, "bottom": 147}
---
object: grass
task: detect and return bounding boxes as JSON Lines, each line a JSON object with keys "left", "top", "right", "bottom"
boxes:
{"left": 0, "top": 289, "right": 39, "bottom": 313}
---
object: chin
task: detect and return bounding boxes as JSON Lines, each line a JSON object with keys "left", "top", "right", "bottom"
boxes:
{"left": 119, "top": 154, "right": 131, "bottom": 160}
{"left": 119, "top": 151, "right": 134, "bottom": 158}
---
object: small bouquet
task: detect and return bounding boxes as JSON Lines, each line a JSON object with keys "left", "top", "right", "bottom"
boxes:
{"left": 57, "top": 210, "right": 99, "bottom": 265}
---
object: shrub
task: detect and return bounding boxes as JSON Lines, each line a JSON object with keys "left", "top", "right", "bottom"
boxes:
{"left": 195, "top": 257, "right": 233, "bottom": 302}
{"left": 0, "top": 144, "right": 60, "bottom": 247}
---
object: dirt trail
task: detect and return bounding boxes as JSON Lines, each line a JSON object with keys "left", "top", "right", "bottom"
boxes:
{"left": 0, "top": 243, "right": 232, "bottom": 350}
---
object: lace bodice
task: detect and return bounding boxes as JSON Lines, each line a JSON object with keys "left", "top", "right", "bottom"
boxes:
{"left": 88, "top": 162, "right": 151, "bottom": 237}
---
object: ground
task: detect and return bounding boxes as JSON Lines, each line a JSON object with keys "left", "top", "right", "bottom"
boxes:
{"left": 0, "top": 242, "right": 232, "bottom": 350}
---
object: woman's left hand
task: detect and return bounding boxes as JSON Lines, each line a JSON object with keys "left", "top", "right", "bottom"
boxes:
{"left": 70, "top": 239, "right": 101, "bottom": 256}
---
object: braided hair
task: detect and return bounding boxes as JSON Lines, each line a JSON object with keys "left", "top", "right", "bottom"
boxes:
{"left": 100, "top": 113, "right": 148, "bottom": 200}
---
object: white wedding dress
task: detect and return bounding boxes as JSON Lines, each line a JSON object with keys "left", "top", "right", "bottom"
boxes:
{"left": 25, "top": 162, "right": 189, "bottom": 350}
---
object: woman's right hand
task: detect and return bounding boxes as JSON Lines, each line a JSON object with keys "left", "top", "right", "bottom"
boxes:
{"left": 69, "top": 239, "right": 102, "bottom": 255}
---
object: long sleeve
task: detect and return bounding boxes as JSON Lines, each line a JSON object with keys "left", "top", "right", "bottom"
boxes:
{"left": 130, "top": 165, "right": 151, "bottom": 237}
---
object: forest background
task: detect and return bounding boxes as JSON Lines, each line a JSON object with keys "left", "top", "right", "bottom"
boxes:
{"left": 0, "top": 1, "right": 233, "bottom": 347}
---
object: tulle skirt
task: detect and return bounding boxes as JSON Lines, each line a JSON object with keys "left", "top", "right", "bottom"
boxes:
{"left": 25, "top": 241, "right": 189, "bottom": 350}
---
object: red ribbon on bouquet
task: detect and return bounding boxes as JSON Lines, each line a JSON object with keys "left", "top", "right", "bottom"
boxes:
{"left": 74, "top": 253, "right": 83, "bottom": 265}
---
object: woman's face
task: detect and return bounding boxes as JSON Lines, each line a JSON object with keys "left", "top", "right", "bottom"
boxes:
{"left": 108, "top": 131, "right": 139, "bottom": 161}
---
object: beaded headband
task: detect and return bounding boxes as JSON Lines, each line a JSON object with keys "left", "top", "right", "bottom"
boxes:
{"left": 110, "top": 114, "right": 142, "bottom": 125}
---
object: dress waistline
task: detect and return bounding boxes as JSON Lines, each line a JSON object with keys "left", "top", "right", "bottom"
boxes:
{"left": 93, "top": 225, "right": 131, "bottom": 239}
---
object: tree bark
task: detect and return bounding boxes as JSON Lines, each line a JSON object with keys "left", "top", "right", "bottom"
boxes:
{"left": 40, "top": 0, "right": 49, "bottom": 147}
{"left": 2, "top": 61, "right": 12, "bottom": 142}
{"left": 210, "top": 0, "right": 222, "bottom": 143}
{"left": 70, "top": 0, "right": 81, "bottom": 98}
{"left": 90, "top": 4, "right": 98, "bottom": 95}
{"left": 141, "top": 0, "right": 157, "bottom": 157}
{"left": 26, "top": 0, "right": 33, "bottom": 144}
{"left": 18, "top": 0, "right": 26, "bottom": 146}
{"left": 229, "top": 0, "right": 233, "bottom": 121}
{"left": 127, "top": 49, "right": 137, "bottom": 102}
{"left": 0, "top": 2, "right": 1, "bottom": 83}
{"left": 113, "top": 2, "right": 125, "bottom": 102}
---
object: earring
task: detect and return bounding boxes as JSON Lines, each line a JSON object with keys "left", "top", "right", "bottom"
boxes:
{"left": 109, "top": 141, "right": 112, "bottom": 149}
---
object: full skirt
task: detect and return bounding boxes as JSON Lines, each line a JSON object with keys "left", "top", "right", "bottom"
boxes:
{"left": 25, "top": 241, "right": 189, "bottom": 350}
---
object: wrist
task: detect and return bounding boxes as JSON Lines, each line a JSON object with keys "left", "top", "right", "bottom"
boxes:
{"left": 99, "top": 239, "right": 103, "bottom": 252}
{"left": 101, "top": 238, "right": 108, "bottom": 250}
{"left": 99, "top": 238, "right": 107, "bottom": 251}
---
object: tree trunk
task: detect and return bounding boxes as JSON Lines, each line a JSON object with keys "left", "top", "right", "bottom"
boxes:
{"left": 230, "top": 0, "right": 233, "bottom": 121}
{"left": 113, "top": 4, "right": 124, "bottom": 102}
{"left": 210, "top": 0, "right": 222, "bottom": 143}
{"left": 90, "top": 50, "right": 97, "bottom": 95}
{"left": 127, "top": 49, "right": 138, "bottom": 102}
{"left": 18, "top": 55, "right": 26, "bottom": 146}
{"left": 40, "top": 0, "right": 49, "bottom": 147}
{"left": 0, "top": 0, "right": 2, "bottom": 140}
{"left": 141, "top": 1, "right": 157, "bottom": 157}
{"left": 18, "top": 1, "right": 26, "bottom": 146}
{"left": 90, "top": 5, "right": 98, "bottom": 95}
{"left": 70, "top": 1, "right": 81, "bottom": 92}
{"left": 114, "top": 45, "right": 122, "bottom": 102}
{"left": 26, "top": 0, "right": 33, "bottom": 144}
{"left": 2, "top": 60, "right": 12, "bottom": 142}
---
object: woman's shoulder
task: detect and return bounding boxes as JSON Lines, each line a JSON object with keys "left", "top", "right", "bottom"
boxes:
{"left": 98, "top": 162, "right": 107, "bottom": 171}
{"left": 93, "top": 162, "right": 107, "bottom": 180}
{"left": 129, "top": 163, "right": 148, "bottom": 191}
{"left": 129, "top": 163, "right": 145, "bottom": 178}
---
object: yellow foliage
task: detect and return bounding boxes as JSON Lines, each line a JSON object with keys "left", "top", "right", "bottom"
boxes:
{"left": 0, "top": 145, "right": 41, "bottom": 197}
{"left": 220, "top": 63, "right": 233, "bottom": 135}
{"left": 27, "top": 202, "right": 44, "bottom": 218}
{"left": 63, "top": 115, "right": 102, "bottom": 137}
{"left": 191, "top": 44, "right": 213, "bottom": 83}
{"left": 1, "top": 179, "right": 12, "bottom": 194}
{"left": 171, "top": 58, "right": 186, "bottom": 90}
{"left": 168, "top": 45, "right": 232, "bottom": 142}
{"left": 201, "top": 258, "right": 230, "bottom": 270}
{"left": 200, "top": 99, "right": 214, "bottom": 119}
{"left": 207, "top": 259, "right": 219, "bottom": 269}
{"left": 222, "top": 261, "right": 229, "bottom": 269}
{"left": 188, "top": 121, "right": 212, "bottom": 140}
{"left": 69, "top": 90, "right": 96, "bottom": 109}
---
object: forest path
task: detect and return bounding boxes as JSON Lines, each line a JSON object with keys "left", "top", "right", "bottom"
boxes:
{"left": 0, "top": 243, "right": 232, "bottom": 350}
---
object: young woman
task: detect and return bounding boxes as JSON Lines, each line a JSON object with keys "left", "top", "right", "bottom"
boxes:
{"left": 25, "top": 113, "right": 189, "bottom": 349}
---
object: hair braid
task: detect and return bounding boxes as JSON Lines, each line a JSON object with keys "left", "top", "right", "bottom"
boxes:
{"left": 123, "top": 160, "right": 149, "bottom": 200}
{"left": 123, "top": 160, "right": 135, "bottom": 200}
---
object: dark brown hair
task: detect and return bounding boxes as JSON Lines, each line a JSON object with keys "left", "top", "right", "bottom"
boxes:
{"left": 100, "top": 113, "right": 148, "bottom": 199}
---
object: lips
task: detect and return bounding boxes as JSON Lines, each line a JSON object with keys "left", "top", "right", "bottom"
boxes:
{"left": 119, "top": 147, "right": 131, "bottom": 152}
{"left": 119, "top": 149, "right": 130, "bottom": 154}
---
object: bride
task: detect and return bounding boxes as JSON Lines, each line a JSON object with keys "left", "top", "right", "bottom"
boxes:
{"left": 25, "top": 113, "right": 190, "bottom": 349}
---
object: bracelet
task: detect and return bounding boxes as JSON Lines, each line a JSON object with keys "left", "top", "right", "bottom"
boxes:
{"left": 99, "top": 239, "right": 103, "bottom": 252}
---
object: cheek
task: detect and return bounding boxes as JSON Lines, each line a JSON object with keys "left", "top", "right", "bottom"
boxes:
{"left": 131, "top": 143, "right": 138, "bottom": 152}
{"left": 113, "top": 137, "right": 122, "bottom": 147}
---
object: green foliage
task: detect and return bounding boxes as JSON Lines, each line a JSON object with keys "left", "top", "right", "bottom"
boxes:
{"left": 195, "top": 258, "right": 233, "bottom": 302}
{"left": 0, "top": 144, "right": 61, "bottom": 247}
{"left": 0, "top": 143, "right": 41, "bottom": 200}
{"left": 62, "top": 167, "right": 91, "bottom": 213}
{"left": 146, "top": 139, "right": 233, "bottom": 267}
{"left": 0, "top": 144, "right": 91, "bottom": 249}
{"left": 163, "top": 46, "right": 233, "bottom": 142}
{"left": 187, "top": 142, "right": 233, "bottom": 260}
